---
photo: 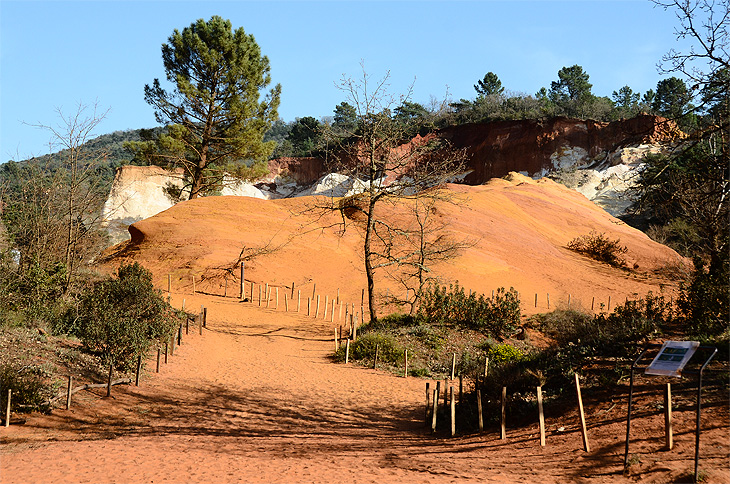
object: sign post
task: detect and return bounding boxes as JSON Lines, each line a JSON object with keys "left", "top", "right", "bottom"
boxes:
{"left": 624, "top": 342, "right": 717, "bottom": 483}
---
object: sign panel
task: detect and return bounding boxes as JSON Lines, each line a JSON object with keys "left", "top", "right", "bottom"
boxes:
{"left": 645, "top": 341, "right": 699, "bottom": 377}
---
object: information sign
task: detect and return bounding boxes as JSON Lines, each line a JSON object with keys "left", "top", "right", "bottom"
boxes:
{"left": 645, "top": 340, "right": 699, "bottom": 377}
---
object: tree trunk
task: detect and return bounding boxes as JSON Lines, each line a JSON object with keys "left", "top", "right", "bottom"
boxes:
{"left": 364, "top": 193, "right": 377, "bottom": 323}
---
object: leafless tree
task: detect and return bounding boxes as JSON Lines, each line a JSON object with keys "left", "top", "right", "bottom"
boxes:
{"left": 318, "top": 64, "right": 469, "bottom": 321}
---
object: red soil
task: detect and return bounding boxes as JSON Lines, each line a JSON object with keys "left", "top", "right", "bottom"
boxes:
{"left": 2, "top": 176, "right": 727, "bottom": 483}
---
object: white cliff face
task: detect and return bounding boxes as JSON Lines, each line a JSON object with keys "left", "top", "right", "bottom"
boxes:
{"left": 101, "top": 166, "right": 184, "bottom": 244}
{"left": 549, "top": 144, "right": 668, "bottom": 216}
{"left": 102, "top": 142, "right": 671, "bottom": 245}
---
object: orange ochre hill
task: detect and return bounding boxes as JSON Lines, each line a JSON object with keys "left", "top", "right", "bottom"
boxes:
{"left": 107, "top": 173, "right": 684, "bottom": 315}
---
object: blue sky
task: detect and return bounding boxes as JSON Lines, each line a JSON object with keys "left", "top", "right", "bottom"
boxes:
{"left": 1, "top": 0, "right": 688, "bottom": 161}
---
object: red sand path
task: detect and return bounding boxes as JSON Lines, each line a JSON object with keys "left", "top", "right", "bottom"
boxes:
{"left": 2, "top": 293, "right": 728, "bottom": 483}
{"left": 2, "top": 176, "right": 728, "bottom": 483}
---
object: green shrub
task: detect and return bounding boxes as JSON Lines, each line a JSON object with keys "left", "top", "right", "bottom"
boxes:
{"left": 417, "top": 282, "right": 520, "bottom": 337}
{"left": 335, "top": 333, "right": 404, "bottom": 364}
{"left": 0, "top": 360, "right": 54, "bottom": 413}
{"left": 567, "top": 231, "right": 628, "bottom": 267}
{"left": 677, "top": 257, "right": 729, "bottom": 344}
{"left": 486, "top": 343, "right": 525, "bottom": 364}
{"left": 538, "top": 292, "right": 670, "bottom": 358}
{"left": 75, "top": 262, "right": 177, "bottom": 371}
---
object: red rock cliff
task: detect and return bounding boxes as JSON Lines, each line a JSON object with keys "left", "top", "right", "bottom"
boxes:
{"left": 439, "top": 114, "right": 683, "bottom": 184}
{"left": 266, "top": 115, "right": 683, "bottom": 186}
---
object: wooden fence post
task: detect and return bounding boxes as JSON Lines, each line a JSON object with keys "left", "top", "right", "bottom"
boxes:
{"left": 106, "top": 363, "right": 113, "bottom": 397}
{"left": 451, "top": 353, "right": 456, "bottom": 380}
{"left": 547, "top": 293, "right": 550, "bottom": 309}
{"left": 156, "top": 348, "right": 161, "bottom": 372}
{"left": 575, "top": 373, "right": 591, "bottom": 452}
{"left": 203, "top": 307, "right": 207, "bottom": 328}
{"left": 665, "top": 382, "right": 673, "bottom": 450}
{"left": 334, "top": 328, "right": 338, "bottom": 352}
{"left": 312, "top": 283, "right": 316, "bottom": 301}
{"left": 297, "top": 290, "right": 301, "bottom": 313}
{"left": 450, "top": 387, "right": 456, "bottom": 437}
{"left": 537, "top": 386, "right": 546, "bottom": 446}
{"left": 425, "top": 382, "right": 431, "bottom": 425}
{"left": 500, "top": 386, "right": 507, "bottom": 439}
{"left": 404, "top": 349, "right": 408, "bottom": 378}
{"left": 192, "top": 275, "right": 196, "bottom": 294}
{"left": 240, "top": 262, "right": 245, "bottom": 300}
{"left": 266, "top": 287, "right": 271, "bottom": 308}
{"left": 345, "top": 339, "right": 350, "bottom": 364}
{"left": 66, "top": 376, "right": 72, "bottom": 410}
{"left": 315, "top": 295, "right": 320, "bottom": 318}
{"left": 5, "top": 389, "right": 10, "bottom": 427}
{"left": 431, "top": 389, "right": 438, "bottom": 432}
{"left": 324, "top": 296, "right": 328, "bottom": 319}
{"left": 285, "top": 294, "right": 289, "bottom": 312}
{"left": 224, "top": 278, "right": 228, "bottom": 298}
{"left": 135, "top": 354, "right": 142, "bottom": 386}
{"left": 307, "top": 297, "right": 311, "bottom": 316}
{"left": 459, "top": 375, "right": 463, "bottom": 403}
{"left": 477, "top": 388, "right": 484, "bottom": 431}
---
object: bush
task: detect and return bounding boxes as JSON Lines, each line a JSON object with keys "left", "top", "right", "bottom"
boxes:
{"left": 335, "top": 333, "right": 404, "bottom": 364}
{"left": 677, "top": 257, "right": 729, "bottom": 344}
{"left": 417, "top": 282, "right": 520, "bottom": 337}
{"left": 567, "top": 231, "right": 628, "bottom": 267}
{"left": 537, "top": 292, "right": 671, "bottom": 358}
{"left": 0, "top": 360, "right": 54, "bottom": 413}
{"left": 75, "top": 262, "right": 177, "bottom": 371}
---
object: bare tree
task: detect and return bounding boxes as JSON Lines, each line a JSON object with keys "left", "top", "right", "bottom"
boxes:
{"left": 4, "top": 102, "right": 112, "bottom": 292}
{"left": 320, "top": 64, "right": 468, "bottom": 322}
{"left": 381, "top": 192, "right": 473, "bottom": 314}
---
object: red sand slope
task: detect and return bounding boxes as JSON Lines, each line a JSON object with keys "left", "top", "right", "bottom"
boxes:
{"left": 110, "top": 174, "right": 685, "bottom": 316}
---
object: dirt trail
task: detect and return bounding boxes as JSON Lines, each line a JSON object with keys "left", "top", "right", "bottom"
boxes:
{"left": 2, "top": 293, "right": 728, "bottom": 484}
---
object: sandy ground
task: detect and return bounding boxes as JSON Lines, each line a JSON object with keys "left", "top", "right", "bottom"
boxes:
{"left": 2, "top": 292, "right": 728, "bottom": 484}
{"left": 2, "top": 178, "right": 727, "bottom": 483}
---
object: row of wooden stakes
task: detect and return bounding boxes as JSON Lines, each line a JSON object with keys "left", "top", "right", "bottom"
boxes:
{"left": 423, "top": 374, "right": 591, "bottom": 450}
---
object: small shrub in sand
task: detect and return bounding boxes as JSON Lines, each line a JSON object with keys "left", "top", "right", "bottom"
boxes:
{"left": 567, "top": 230, "right": 628, "bottom": 267}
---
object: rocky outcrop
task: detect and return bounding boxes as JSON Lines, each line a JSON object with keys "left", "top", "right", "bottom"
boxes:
{"left": 102, "top": 115, "right": 682, "bottom": 243}
{"left": 440, "top": 114, "right": 684, "bottom": 183}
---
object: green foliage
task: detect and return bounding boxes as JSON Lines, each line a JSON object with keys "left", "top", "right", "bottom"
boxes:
{"left": 140, "top": 15, "right": 281, "bottom": 199}
{"left": 567, "top": 230, "right": 628, "bottom": 267}
{"left": 286, "top": 116, "right": 323, "bottom": 157}
{"left": 677, "top": 257, "right": 729, "bottom": 343}
{"left": 547, "top": 65, "right": 595, "bottom": 117}
{"left": 485, "top": 342, "right": 525, "bottom": 364}
{"left": 335, "top": 332, "right": 404, "bottom": 364}
{"left": 538, "top": 293, "right": 671, "bottom": 357}
{"left": 653, "top": 76, "right": 692, "bottom": 120}
{"left": 0, "top": 360, "right": 54, "bottom": 413}
{"left": 474, "top": 72, "right": 504, "bottom": 96}
{"left": 417, "top": 283, "right": 520, "bottom": 338}
{"left": 75, "top": 262, "right": 177, "bottom": 370}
